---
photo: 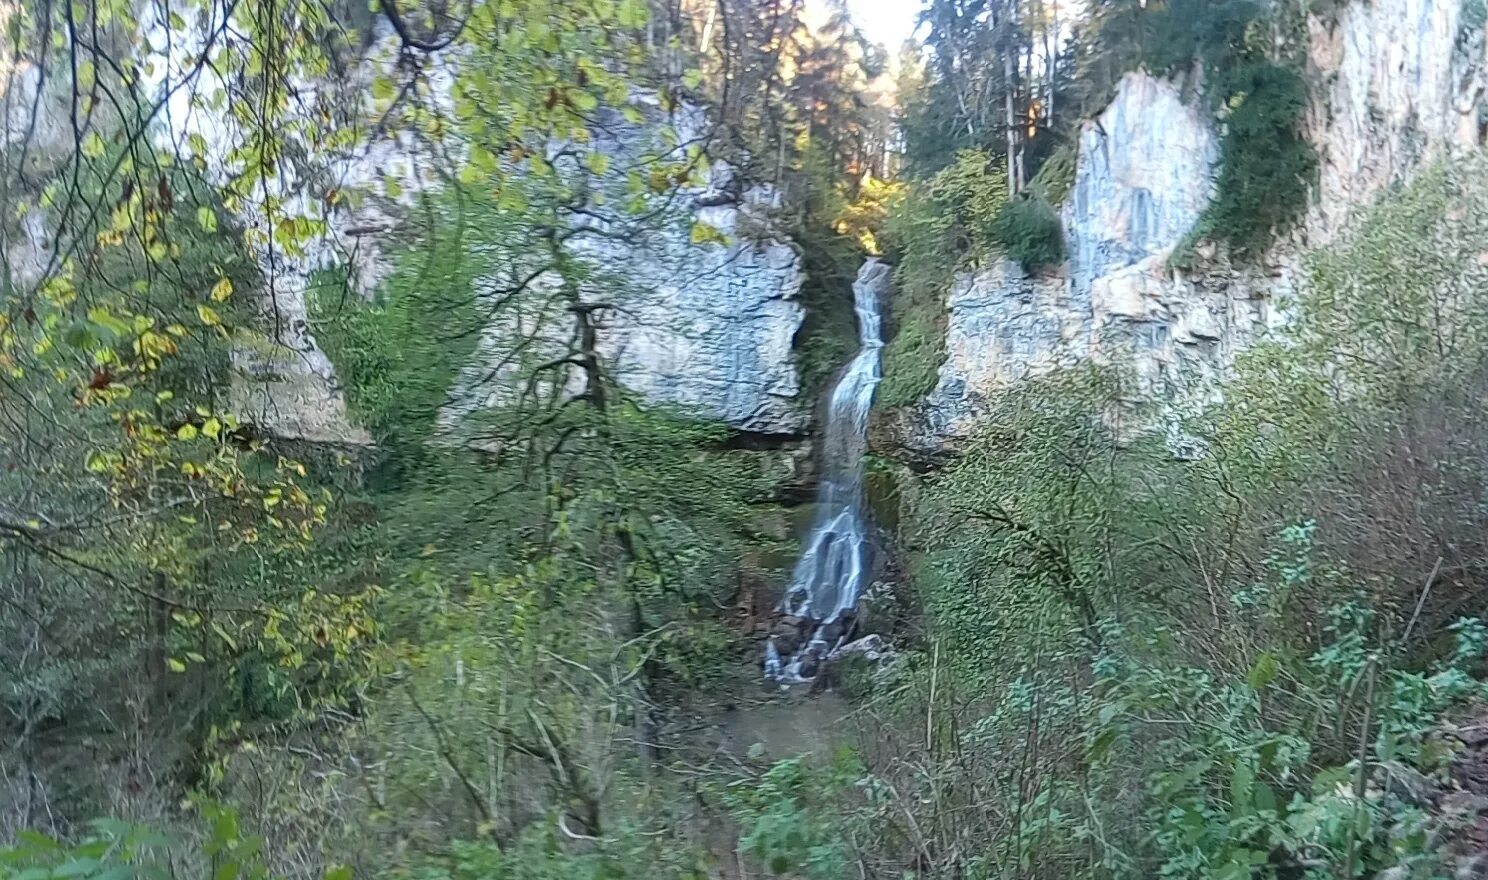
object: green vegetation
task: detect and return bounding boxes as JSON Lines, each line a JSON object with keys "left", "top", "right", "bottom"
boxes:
{"left": 996, "top": 195, "right": 1066, "bottom": 268}
{"left": 744, "top": 159, "right": 1488, "bottom": 878}
{"left": 306, "top": 191, "right": 487, "bottom": 458}
{"left": 876, "top": 151, "right": 1007, "bottom": 407}
{"left": 793, "top": 223, "right": 868, "bottom": 406}
{"left": 13, "top": 0, "right": 1488, "bottom": 878}
{"left": 1092, "top": 0, "right": 1318, "bottom": 257}
{"left": 878, "top": 150, "right": 1065, "bottom": 408}
{"left": 1028, "top": 142, "right": 1077, "bottom": 207}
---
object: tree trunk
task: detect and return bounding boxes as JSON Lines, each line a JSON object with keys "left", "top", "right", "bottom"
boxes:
{"left": 1005, "top": 51, "right": 1020, "bottom": 196}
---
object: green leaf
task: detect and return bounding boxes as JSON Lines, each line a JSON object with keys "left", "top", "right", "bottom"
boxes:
{"left": 617, "top": 0, "right": 649, "bottom": 27}
{"left": 371, "top": 74, "right": 395, "bottom": 102}
{"left": 690, "top": 221, "right": 730, "bottom": 246}
{"left": 87, "top": 307, "right": 130, "bottom": 338}
{"left": 167, "top": 657, "right": 187, "bottom": 673}
{"left": 54, "top": 857, "right": 101, "bottom": 877}
{"left": 17, "top": 830, "right": 61, "bottom": 851}
{"left": 176, "top": 423, "right": 199, "bottom": 441}
{"left": 196, "top": 205, "right": 218, "bottom": 232}
{"left": 1229, "top": 761, "right": 1255, "bottom": 819}
{"left": 1246, "top": 651, "right": 1279, "bottom": 690}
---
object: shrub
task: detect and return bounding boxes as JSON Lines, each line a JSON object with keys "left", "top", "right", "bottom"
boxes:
{"left": 997, "top": 195, "right": 1066, "bottom": 269}
{"left": 1190, "top": 60, "right": 1316, "bottom": 256}
{"left": 1028, "top": 142, "right": 1077, "bottom": 206}
{"left": 877, "top": 152, "right": 1007, "bottom": 408}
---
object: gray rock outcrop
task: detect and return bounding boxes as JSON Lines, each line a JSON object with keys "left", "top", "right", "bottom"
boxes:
{"left": 433, "top": 101, "right": 808, "bottom": 437}
{"left": 916, "top": 0, "right": 1488, "bottom": 445}
{"left": 0, "top": 16, "right": 809, "bottom": 444}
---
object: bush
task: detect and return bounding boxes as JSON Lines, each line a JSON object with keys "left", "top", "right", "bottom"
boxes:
{"left": 997, "top": 195, "right": 1066, "bottom": 269}
{"left": 307, "top": 190, "right": 485, "bottom": 458}
{"left": 1189, "top": 60, "right": 1316, "bottom": 256}
{"left": 1028, "top": 142, "right": 1077, "bottom": 207}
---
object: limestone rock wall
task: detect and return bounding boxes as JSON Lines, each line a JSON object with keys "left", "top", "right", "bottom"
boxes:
{"left": 916, "top": 0, "right": 1488, "bottom": 446}
{"left": 233, "top": 39, "right": 808, "bottom": 441}
{"left": 0, "top": 18, "right": 808, "bottom": 445}
{"left": 435, "top": 101, "right": 808, "bottom": 437}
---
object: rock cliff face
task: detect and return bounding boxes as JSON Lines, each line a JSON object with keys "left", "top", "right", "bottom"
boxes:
{"left": 917, "top": 0, "right": 1488, "bottom": 445}
{"left": 0, "top": 21, "right": 808, "bottom": 444}
{"left": 439, "top": 102, "right": 806, "bottom": 437}
{"left": 221, "top": 43, "right": 808, "bottom": 441}
{"left": 565, "top": 187, "right": 807, "bottom": 435}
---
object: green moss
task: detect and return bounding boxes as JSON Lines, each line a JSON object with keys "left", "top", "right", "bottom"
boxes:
{"left": 307, "top": 189, "right": 485, "bottom": 459}
{"left": 1028, "top": 143, "right": 1077, "bottom": 207}
{"left": 793, "top": 227, "right": 866, "bottom": 407}
{"left": 1190, "top": 60, "right": 1316, "bottom": 257}
{"left": 877, "top": 279, "right": 947, "bottom": 409}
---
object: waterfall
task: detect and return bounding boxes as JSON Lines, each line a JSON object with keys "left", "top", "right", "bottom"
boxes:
{"left": 769, "top": 258, "right": 893, "bottom": 681}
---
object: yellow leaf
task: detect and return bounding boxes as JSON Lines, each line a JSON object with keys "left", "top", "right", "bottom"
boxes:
{"left": 197, "top": 304, "right": 222, "bottom": 327}
{"left": 202, "top": 417, "right": 221, "bottom": 439}
{"left": 211, "top": 277, "right": 233, "bottom": 302}
{"left": 176, "top": 423, "right": 198, "bottom": 440}
{"left": 167, "top": 658, "right": 186, "bottom": 673}
{"left": 81, "top": 131, "right": 105, "bottom": 159}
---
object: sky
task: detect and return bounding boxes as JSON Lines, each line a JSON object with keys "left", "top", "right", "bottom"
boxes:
{"left": 844, "top": 0, "right": 922, "bottom": 53}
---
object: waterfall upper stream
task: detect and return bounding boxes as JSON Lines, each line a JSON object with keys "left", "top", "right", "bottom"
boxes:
{"left": 767, "top": 258, "right": 893, "bottom": 681}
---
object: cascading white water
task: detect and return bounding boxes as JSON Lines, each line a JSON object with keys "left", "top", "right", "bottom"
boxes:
{"left": 769, "top": 258, "right": 893, "bottom": 681}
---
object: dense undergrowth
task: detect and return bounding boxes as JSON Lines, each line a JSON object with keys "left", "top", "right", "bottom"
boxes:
{"left": 737, "top": 159, "right": 1488, "bottom": 879}
{"left": 11, "top": 1, "right": 1488, "bottom": 878}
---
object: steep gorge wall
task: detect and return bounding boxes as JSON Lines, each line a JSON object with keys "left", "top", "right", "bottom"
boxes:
{"left": 0, "top": 21, "right": 811, "bottom": 445}
{"left": 912, "top": 0, "right": 1488, "bottom": 446}
{"left": 437, "top": 101, "right": 808, "bottom": 438}
{"left": 230, "top": 43, "right": 812, "bottom": 442}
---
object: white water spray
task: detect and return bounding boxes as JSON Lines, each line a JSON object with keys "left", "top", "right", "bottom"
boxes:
{"left": 769, "top": 258, "right": 893, "bottom": 680}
